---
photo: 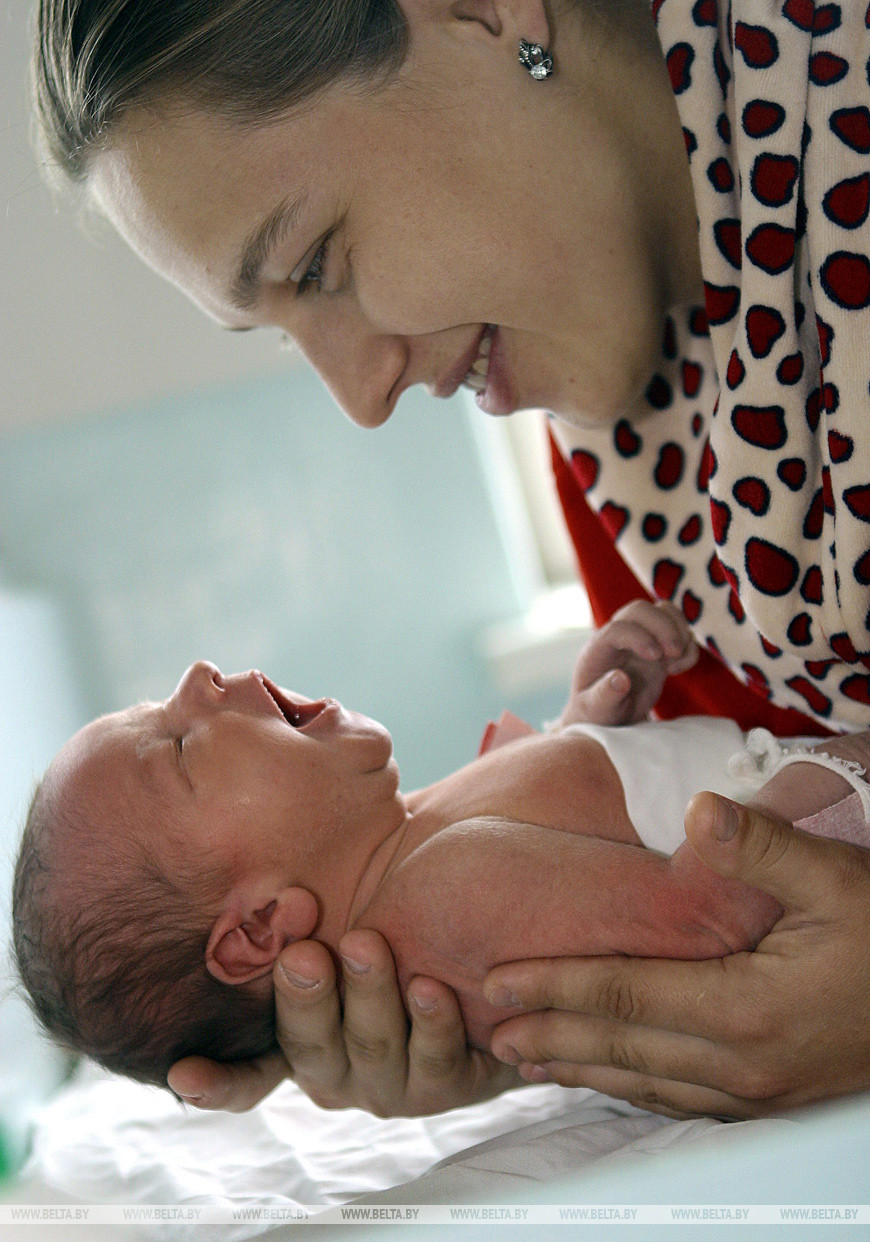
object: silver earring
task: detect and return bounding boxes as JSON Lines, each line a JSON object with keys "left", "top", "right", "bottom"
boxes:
{"left": 518, "top": 39, "right": 553, "bottom": 80}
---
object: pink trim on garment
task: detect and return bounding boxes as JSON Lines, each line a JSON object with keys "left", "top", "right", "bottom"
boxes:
{"left": 794, "top": 793, "right": 870, "bottom": 849}
{"left": 478, "top": 710, "right": 537, "bottom": 756}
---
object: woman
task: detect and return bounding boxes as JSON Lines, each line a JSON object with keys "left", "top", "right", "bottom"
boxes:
{"left": 34, "top": 0, "right": 870, "bottom": 1119}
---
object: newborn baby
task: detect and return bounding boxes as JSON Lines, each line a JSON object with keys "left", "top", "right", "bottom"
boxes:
{"left": 13, "top": 604, "right": 868, "bottom": 1089}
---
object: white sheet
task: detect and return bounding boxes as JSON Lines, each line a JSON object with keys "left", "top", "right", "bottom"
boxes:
{"left": 23, "top": 1061, "right": 773, "bottom": 1238}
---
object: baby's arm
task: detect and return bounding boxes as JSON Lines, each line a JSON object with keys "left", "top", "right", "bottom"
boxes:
{"left": 363, "top": 817, "right": 779, "bottom": 1048}
{"left": 363, "top": 734, "right": 870, "bottom": 1048}
{"left": 560, "top": 600, "right": 698, "bottom": 727}
{"left": 666, "top": 731, "right": 870, "bottom": 923}
{"left": 742, "top": 731, "right": 870, "bottom": 825}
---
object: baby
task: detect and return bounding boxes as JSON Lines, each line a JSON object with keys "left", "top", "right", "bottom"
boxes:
{"left": 13, "top": 603, "right": 870, "bottom": 1089}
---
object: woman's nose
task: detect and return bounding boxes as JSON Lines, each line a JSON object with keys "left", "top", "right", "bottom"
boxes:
{"left": 291, "top": 303, "right": 408, "bottom": 428}
{"left": 168, "top": 661, "right": 225, "bottom": 719}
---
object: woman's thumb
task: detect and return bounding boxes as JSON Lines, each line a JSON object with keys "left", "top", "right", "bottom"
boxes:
{"left": 684, "top": 790, "right": 844, "bottom": 914}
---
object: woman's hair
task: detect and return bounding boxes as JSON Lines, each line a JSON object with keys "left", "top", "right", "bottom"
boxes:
{"left": 12, "top": 776, "right": 276, "bottom": 1089}
{"left": 35, "top": 0, "right": 408, "bottom": 181}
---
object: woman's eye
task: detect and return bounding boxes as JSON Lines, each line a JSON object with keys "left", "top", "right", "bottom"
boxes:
{"left": 294, "top": 231, "right": 334, "bottom": 297}
{"left": 175, "top": 735, "right": 185, "bottom": 755}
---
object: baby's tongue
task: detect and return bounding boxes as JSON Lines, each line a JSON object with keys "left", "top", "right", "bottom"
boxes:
{"left": 291, "top": 700, "right": 328, "bottom": 727}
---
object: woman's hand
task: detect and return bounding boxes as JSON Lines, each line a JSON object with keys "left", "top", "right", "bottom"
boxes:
{"left": 483, "top": 794, "right": 870, "bottom": 1119}
{"left": 168, "top": 930, "right": 518, "bottom": 1116}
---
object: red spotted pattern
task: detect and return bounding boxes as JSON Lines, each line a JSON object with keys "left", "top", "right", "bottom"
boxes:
{"left": 823, "top": 174, "right": 870, "bottom": 230}
{"left": 743, "top": 99, "right": 786, "bottom": 137}
{"left": 745, "top": 305, "right": 786, "bottom": 357}
{"left": 731, "top": 404, "right": 787, "bottom": 449}
{"left": 733, "top": 476, "right": 770, "bottom": 515}
{"left": 820, "top": 252, "right": 870, "bottom": 309}
{"left": 551, "top": 0, "right": 870, "bottom": 730}
{"left": 745, "top": 537, "right": 800, "bottom": 596}
{"left": 734, "top": 23, "right": 779, "bottom": 69}
{"left": 745, "top": 223, "right": 796, "bottom": 274}
{"left": 750, "top": 154, "right": 800, "bottom": 207}
{"left": 830, "top": 107, "right": 870, "bottom": 154}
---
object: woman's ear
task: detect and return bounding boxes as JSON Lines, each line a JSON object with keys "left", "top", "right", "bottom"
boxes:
{"left": 205, "top": 887, "right": 319, "bottom": 986}
{"left": 405, "top": 0, "right": 550, "bottom": 51}
{"left": 451, "top": 0, "right": 503, "bottom": 35}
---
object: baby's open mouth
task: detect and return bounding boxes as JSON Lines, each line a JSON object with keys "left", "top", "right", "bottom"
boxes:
{"left": 259, "top": 674, "right": 328, "bottom": 728}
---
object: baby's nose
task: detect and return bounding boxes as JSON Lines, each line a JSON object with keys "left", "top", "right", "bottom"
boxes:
{"left": 171, "top": 661, "right": 226, "bottom": 712}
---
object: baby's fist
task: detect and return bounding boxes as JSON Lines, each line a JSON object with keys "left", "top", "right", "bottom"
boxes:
{"left": 561, "top": 600, "right": 697, "bottom": 727}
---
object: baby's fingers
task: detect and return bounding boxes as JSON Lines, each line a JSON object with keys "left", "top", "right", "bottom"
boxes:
{"left": 610, "top": 601, "right": 695, "bottom": 664}
{"left": 561, "top": 668, "right": 633, "bottom": 727}
{"left": 646, "top": 600, "right": 696, "bottom": 665}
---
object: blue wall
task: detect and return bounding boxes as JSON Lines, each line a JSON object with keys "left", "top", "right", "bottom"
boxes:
{"left": 0, "top": 371, "right": 564, "bottom": 790}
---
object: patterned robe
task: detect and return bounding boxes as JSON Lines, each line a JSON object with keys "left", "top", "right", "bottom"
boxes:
{"left": 551, "top": 0, "right": 870, "bottom": 732}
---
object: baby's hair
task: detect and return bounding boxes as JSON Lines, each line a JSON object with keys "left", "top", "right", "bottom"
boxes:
{"left": 12, "top": 776, "right": 275, "bottom": 1088}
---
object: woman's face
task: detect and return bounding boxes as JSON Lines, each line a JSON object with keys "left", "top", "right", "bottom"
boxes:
{"left": 92, "top": 4, "right": 699, "bottom": 428}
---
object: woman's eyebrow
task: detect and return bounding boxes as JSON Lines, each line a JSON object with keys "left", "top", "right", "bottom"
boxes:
{"left": 230, "top": 192, "right": 308, "bottom": 311}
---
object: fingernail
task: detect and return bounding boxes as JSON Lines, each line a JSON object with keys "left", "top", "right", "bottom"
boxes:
{"left": 340, "top": 953, "right": 371, "bottom": 976}
{"left": 487, "top": 986, "right": 520, "bottom": 1008}
{"left": 715, "top": 799, "right": 739, "bottom": 842}
{"left": 411, "top": 994, "right": 438, "bottom": 1013}
{"left": 279, "top": 965, "right": 321, "bottom": 989}
{"left": 522, "top": 1065, "right": 551, "bottom": 1083}
{"left": 495, "top": 1044, "right": 521, "bottom": 1065}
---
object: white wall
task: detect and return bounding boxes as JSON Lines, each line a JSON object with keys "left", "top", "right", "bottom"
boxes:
{"left": 0, "top": 0, "right": 287, "bottom": 432}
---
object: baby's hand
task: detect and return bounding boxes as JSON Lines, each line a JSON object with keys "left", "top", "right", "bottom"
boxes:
{"left": 560, "top": 600, "right": 697, "bottom": 727}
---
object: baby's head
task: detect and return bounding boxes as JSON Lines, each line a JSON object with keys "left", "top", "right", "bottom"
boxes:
{"left": 12, "top": 662, "right": 402, "bottom": 1087}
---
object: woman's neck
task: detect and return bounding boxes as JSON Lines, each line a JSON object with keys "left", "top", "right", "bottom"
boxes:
{"left": 559, "top": 0, "right": 704, "bottom": 312}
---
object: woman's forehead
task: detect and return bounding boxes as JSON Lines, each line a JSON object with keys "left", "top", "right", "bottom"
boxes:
{"left": 91, "top": 105, "right": 317, "bottom": 322}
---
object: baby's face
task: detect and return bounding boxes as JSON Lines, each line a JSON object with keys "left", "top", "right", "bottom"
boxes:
{"left": 46, "top": 662, "right": 403, "bottom": 895}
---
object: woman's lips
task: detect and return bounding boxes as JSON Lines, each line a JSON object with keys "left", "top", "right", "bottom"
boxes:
{"left": 461, "top": 326, "right": 493, "bottom": 395}
{"left": 433, "top": 325, "right": 489, "bottom": 400}
{"left": 472, "top": 326, "right": 515, "bottom": 417}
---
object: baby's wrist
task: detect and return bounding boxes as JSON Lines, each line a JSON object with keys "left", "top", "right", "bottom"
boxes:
{"left": 748, "top": 760, "right": 856, "bottom": 824}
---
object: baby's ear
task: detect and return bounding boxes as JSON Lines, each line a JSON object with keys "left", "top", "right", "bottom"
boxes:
{"left": 205, "top": 887, "right": 319, "bottom": 986}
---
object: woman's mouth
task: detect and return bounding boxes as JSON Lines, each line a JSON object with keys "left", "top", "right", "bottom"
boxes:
{"left": 465, "top": 326, "right": 515, "bottom": 416}
{"left": 461, "top": 325, "right": 494, "bottom": 395}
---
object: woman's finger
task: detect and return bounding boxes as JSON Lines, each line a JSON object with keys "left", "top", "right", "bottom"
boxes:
{"left": 684, "top": 791, "right": 869, "bottom": 914}
{"left": 333, "top": 929, "right": 413, "bottom": 1115}
{"left": 405, "top": 978, "right": 521, "bottom": 1112}
{"left": 272, "top": 939, "right": 350, "bottom": 1105}
{"left": 485, "top": 949, "right": 765, "bottom": 1042}
{"left": 490, "top": 1008, "right": 728, "bottom": 1094}
{"left": 166, "top": 1049, "right": 289, "bottom": 1112}
{"left": 518, "top": 1062, "right": 756, "bottom": 1121}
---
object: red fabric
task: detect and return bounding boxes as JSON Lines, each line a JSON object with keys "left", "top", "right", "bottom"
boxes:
{"left": 550, "top": 433, "right": 835, "bottom": 739}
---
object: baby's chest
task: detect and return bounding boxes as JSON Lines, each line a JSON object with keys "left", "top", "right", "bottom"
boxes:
{"left": 482, "top": 732, "right": 641, "bottom": 845}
